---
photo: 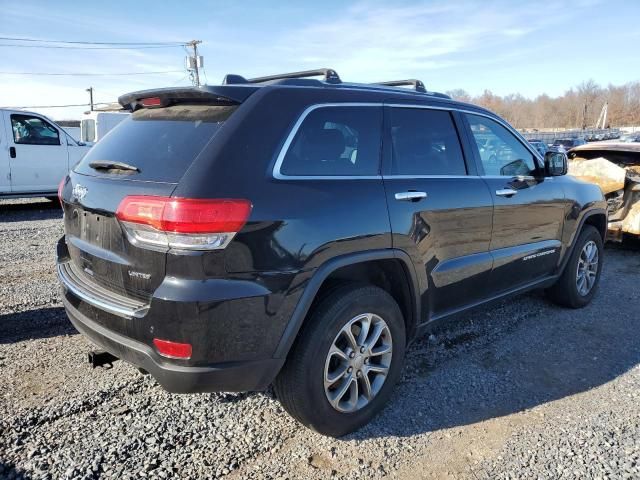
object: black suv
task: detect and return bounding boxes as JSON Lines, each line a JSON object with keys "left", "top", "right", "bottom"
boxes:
{"left": 57, "top": 69, "right": 607, "bottom": 437}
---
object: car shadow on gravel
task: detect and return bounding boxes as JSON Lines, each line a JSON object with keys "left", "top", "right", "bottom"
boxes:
{"left": 352, "top": 285, "right": 640, "bottom": 440}
{"left": 0, "top": 462, "right": 30, "bottom": 480}
{"left": 0, "top": 199, "right": 62, "bottom": 223}
{"left": 0, "top": 307, "right": 76, "bottom": 344}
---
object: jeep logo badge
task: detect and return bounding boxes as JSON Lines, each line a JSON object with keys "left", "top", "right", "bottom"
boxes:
{"left": 72, "top": 184, "right": 88, "bottom": 201}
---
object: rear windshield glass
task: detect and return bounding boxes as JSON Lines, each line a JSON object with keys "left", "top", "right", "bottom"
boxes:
{"left": 74, "top": 105, "right": 237, "bottom": 182}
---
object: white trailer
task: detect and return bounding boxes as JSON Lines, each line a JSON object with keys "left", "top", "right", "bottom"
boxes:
{"left": 80, "top": 111, "right": 129, "bottom": 144}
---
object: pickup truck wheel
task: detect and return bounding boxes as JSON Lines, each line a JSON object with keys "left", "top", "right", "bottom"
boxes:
{"left": 546, "top": 225, "right": 603, "bottom": 308}
{"left": 273, "top": 284, "right": 406, "bottom": 437}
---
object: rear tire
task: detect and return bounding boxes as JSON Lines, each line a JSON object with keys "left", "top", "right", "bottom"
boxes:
{"left": 274, "top": 284, "right": 406, "bottom": 437}
{"left": 546, "top": 225, "right": 603, "bottom": 308}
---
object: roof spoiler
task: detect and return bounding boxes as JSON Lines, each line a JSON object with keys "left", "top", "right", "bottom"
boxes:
{"left": 118, "top": 86, "right": 257, "bottom": 111}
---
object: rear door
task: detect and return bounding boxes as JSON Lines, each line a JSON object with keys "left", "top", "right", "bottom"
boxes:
{"left": 382, "top": 105, "right": 494, "bottom": 321}
{"left": 463, "top": 113, "right": 565, "bottom": 292}
{"left": 6, "top": 112, "right": 69, "bottom": 192}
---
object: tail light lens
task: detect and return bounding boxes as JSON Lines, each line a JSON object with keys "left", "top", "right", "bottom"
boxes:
{"left": 140, "top": 97, "right": 162, "bottom": 107}
{"left": 57, "top": 177, "right": 66, "bottom": 204}
{"left": 153, "top": 338, "right": 192, "bottom": 359}
{"left": 116, "top": 196, "right": 252, "bottom": 251}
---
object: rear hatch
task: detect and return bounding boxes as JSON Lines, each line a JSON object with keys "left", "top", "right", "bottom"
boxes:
{"left": 62, "top": 90, "right": 245, "bottom": 303}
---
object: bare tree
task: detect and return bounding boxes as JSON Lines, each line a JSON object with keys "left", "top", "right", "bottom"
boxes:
{"left": 446, "top": 80, "right": 640, "bottom": 129}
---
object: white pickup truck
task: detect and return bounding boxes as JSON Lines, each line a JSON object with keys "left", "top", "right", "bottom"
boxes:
{"left": 1, "top": 109, "right": 91, "bottom": 199}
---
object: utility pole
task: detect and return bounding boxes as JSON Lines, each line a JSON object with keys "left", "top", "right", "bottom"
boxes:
{"left": 86, "top": 87, "right": 94, "bottom": 111}
{"left": 186, "top": 40, "right": 203, "bottom": 86}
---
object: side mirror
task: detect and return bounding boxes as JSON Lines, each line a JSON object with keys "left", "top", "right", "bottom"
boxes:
{"left": 544, "top": 151, "right": 567, "bottom": 176}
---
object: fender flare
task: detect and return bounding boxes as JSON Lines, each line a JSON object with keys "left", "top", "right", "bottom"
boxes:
{"left": 273, "top": 249, "right": 421, "bottom": 359}
{"left": 558, "top": 207, "right": 607, "bottom": 273}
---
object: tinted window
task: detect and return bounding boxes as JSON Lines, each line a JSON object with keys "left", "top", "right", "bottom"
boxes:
{"left": 11, "top": 114, "right": 60, "bottom": 145}
{"left": 280, "top": 106, "right": 382, "bottom": 176}
{"left": 466, "top": 114, "right": 537, "bottom": 176}
{"left": 389, "top": 108, "right": 466, "bottom": 175}
{"left": 74, "top": 105, "right": 236, "bottom": 182}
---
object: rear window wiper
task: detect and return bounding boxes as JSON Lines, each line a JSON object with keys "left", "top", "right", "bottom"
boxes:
{"left": 88, "top": 160, "right": 140, "bottom": 173}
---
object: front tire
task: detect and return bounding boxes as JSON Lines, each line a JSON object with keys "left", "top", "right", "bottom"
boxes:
{"left": 274, "top": 284, "right": 406, "bottom": 437}
{"left": 546, "top": 225, "right": 603, "bottom": 308}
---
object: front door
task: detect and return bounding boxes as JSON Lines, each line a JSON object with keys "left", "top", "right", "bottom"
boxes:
{"left": 0, "top": 113, "right": 11, "bottom": 193}
{"left": 5, "top": 112, "right": 69, "bottom": 193}
{"left": 382, "top": 105, "right": 494, "bottom": 322}
{"left": 463, "top": 113, "right": 565, "bottom": 293}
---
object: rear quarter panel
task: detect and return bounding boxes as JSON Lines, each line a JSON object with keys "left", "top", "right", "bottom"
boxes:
{"left": 173, "top": 87, "right": 393, "bottom": 274}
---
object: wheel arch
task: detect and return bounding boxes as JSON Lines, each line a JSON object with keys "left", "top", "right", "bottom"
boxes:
{"left": 559, "top": 208, "right": 607, "bottom": 273}
{"left": 583, "top": 211, "right": 607, "bottom": 241}
{"left": 273, "top": 250, "right": 420, "bottom": 359}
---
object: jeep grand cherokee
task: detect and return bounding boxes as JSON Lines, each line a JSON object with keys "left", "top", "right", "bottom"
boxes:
{"left": 57, "top": 68, "right": 607, "bottom": 437}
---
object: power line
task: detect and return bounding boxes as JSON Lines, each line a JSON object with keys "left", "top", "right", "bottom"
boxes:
{"left": 1, "top": 70, "right": 183, "bottom": 76}
{"left": 2, "top": 102, "right": 116, "bottom": 109}
{"left": 0, "top": 43, "right": 184, "bottom": 50}
{"left": 0, "top": 36, "right": 187, "bottom": 46}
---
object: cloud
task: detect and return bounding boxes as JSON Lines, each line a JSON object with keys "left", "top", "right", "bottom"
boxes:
{"left": 0, "top": 0, "right": 629, "bottom": 117}
{"left": 255, "top": 1, "right": 550, "bottom": 82}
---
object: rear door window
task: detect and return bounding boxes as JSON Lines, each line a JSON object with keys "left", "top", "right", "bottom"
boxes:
{"left": 74, "top": 105, "right": 237, "bottom": 182}
{"left": 388, "top": 108, "right": 467, "bottom": 176}
{"left": 279, "top": 106, "right": 382, "bottom": 176}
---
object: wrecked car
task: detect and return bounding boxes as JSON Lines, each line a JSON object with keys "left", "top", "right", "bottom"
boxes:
{"left": 568, "top": 143, "right": 640, "bottom": 241}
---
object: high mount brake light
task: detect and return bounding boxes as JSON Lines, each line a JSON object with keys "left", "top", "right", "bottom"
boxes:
{"left": 140, "top": 97, "right": 162, "bottom": 107}
{"left": 116, "top": 196, "right": 252, "bottom": 251}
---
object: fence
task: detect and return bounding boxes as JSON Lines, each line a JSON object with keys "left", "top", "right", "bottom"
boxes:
{"left": 519, "top": 128, "right": 621, "bottom": 143}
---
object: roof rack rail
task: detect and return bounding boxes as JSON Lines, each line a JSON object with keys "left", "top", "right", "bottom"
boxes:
{"left": 373, "top": 79, "right": 426, "bottom": 93}
{"left": 223, "top": 68, "right": 341, "bottom": 86}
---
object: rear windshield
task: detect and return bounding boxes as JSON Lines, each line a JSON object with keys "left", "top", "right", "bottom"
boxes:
{"left": 74, "top": 105, "right": 237, "bottom": 182}
{"left": 553, "top": 139, "right": 574, "bottom": 147}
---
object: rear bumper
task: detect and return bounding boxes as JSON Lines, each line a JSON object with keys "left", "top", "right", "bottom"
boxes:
{"left": 62, "top": 294, "right": 284, "bottom": 393}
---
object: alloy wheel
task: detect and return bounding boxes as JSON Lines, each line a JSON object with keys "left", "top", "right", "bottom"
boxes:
{"left": 576, "top": 240, "right": 599, "bottom": 296}
{"left": 323, "top": 313, "right": 393, "bottom": 413}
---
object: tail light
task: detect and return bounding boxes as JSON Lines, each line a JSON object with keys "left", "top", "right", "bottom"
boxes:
{"left": 116, "top": 196, "right": 252, "bottom": 251}
{"left": 153, "top": 338, "right": 192, "bottom": 359}
{"left": 57, "top": 177, "right": 66, "bottom": 204}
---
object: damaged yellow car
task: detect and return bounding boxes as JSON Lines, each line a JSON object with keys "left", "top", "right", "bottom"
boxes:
{"left": 568, "top": 143, "right": 640, "bottom": 241}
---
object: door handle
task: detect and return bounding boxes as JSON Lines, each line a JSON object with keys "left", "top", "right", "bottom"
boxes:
{"left": 395, "top": 191, "right": 427, "bottom": 202}
{"left": 9, "top": 147, "right": 16, "bottom": 158}
{"left": 496, "top": 188, "right": 517, "bottom": 197}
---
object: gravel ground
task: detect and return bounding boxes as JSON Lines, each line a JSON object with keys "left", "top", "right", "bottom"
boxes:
{"left": 0, "top": 197, "right": 639, "bottom": 480}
